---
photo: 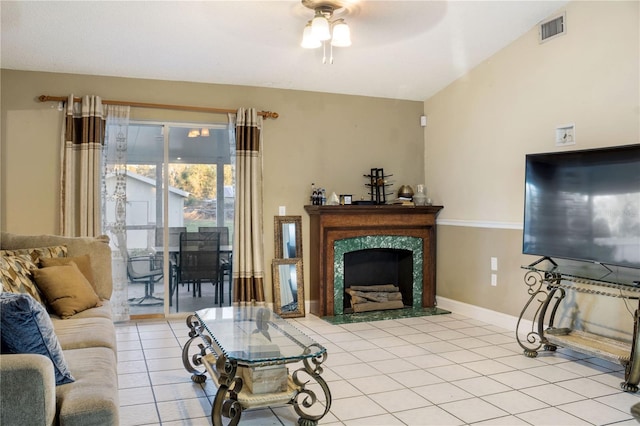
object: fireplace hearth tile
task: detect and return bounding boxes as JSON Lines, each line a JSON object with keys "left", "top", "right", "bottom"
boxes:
{"left": 320, "top": 306, "right": 450, "bottom": 325}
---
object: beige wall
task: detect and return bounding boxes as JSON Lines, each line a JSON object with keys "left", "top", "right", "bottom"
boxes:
{"left": 0, "top": 70, "right": 425, "bottom": 303}
{"left": 426, "top": 1, "right": 639, "bottom": 338}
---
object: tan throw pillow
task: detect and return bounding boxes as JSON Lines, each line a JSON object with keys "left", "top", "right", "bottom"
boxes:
{"left": 33, "top": 261, "right": 101, "bottom": 319}
{"left": 0, "top": 254, "right": 46, "bottom": 305}
{"left": 40, "top": 255, "right": 95, "bottom": 290}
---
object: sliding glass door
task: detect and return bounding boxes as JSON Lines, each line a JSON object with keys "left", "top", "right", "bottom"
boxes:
{"left": 121, "top": 121, "right": 234, "bottom": 317}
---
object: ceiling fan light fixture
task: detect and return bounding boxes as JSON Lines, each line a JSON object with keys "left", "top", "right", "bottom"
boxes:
{"left": 301, "top": 21, "right": 321, "bottom": 48}
{"left": 200, "top": 128, "right": 210, "bottom": 137}
{"left": 311, "top": 10, "right": 331, "bottom": 41}
{"left": 301, "top": 0, "right": 351, "bottom": 63}
{"left": 188, "top": 129, "right": 200, "bottom": 138}
{"left": 331, "top": 19, "right": 351, "bottom": 47}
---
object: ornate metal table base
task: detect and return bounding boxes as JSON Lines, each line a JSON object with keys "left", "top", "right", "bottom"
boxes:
{"left": 516, "top": 262, "right": 640, "bottom": 393}
{"left": 182, "top": 314, "right": 332, "bottom": 425}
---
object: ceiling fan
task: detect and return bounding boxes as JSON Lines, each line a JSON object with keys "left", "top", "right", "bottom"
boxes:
{"left": 300, "top": 0, "right": 353, "bottom": 63}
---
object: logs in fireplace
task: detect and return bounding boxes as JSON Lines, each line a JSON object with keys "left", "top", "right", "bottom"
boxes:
{"left": 345, "top": 284, "right": 404, "bottom": 313}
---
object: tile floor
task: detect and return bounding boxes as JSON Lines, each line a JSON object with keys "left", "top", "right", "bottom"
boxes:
{"left": 128, "top": 276, "right": 233, "bottom": 317}
{"left": 117, "top": 311, "right": 640, "bottom": 425}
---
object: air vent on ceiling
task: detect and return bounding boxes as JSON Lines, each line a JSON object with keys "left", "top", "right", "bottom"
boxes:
{"left": 539, "top": 12, "right": 566, "bottom": 44}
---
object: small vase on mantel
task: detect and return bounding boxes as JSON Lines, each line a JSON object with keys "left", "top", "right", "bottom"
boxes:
{"left": 413, "top": 184, "right": 427, "bottom": 206}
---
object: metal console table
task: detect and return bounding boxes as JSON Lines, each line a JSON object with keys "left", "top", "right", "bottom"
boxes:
{"left": 182, "top": 306, "right": 331, "bottom": 425}
{"left": 516, "top": 257, "right": 640, "bottom": 392}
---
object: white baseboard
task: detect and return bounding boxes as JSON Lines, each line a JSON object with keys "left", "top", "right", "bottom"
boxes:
{"left": 436, "top": 296, "right": 533, "bottom": 332}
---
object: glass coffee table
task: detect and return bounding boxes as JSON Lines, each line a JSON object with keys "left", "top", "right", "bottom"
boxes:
{"left": 182, "top": 306, "right": 331, "bottom": 425}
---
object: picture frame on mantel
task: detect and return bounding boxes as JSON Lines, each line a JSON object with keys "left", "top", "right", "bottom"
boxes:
{"left": 340, "top": 195, "right": 352, "bottom": 205}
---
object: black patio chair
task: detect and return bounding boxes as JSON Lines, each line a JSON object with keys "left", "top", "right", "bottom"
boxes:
{"left": 176, "top": 231, "right": 222, "bottom": 306}
{"left": 198, "top": 227, "right": 232, "bottom": 305}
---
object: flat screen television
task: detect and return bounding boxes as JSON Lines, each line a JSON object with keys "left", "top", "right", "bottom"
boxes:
{"left": 523, "top": 144, "right": 640, "bottom": 269}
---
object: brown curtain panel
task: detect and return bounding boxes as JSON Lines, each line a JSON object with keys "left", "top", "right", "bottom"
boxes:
{"left": 232, "top": 108, "right": 265, "bottom": 304}
{"left": 60, "top": 95, "right": 106, "bottom": 237}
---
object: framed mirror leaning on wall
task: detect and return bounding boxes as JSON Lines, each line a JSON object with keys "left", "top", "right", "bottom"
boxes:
{"left": 273, "top": 215, "right": 304, "bottom": 317}
{"left": 274, "top": 216, "right": 302, "bottom": 259}
{"left": 272, "top": 258, "right": 305, "bottom": 318}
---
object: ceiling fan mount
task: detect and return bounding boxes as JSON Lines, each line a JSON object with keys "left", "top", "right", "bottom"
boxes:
{"left": 301, "top": 0, "right": 350, "bottom": 17}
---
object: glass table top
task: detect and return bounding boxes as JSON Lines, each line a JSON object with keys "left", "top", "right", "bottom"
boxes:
{"left": 523, "top": 258, "right": 640, "bottom": 288}
{"left": 195, "top": 306, "right": 325, "bottom": 364}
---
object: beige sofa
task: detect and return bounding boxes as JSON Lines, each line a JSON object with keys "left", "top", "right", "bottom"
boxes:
{"left": 0, "top": 232, "right": 119, "bottom": 426}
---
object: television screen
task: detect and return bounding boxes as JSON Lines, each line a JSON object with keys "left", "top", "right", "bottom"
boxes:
{"left": 523, "top": 144, "right": 640, "bottom": 269}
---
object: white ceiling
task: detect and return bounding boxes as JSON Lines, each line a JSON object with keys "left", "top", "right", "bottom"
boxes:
{"left": 1, "top": 0, "right": 568, "bottom": 101}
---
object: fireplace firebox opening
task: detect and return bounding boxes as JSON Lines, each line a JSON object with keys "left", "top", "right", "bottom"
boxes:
{"left": 333, "top": 235, "right": 424, "bottom": 316}
{"left": 344, "top": 248, "right": 413, "bottom": 312}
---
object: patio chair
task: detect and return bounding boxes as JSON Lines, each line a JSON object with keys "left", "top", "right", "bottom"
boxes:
{"left": 198, "top": 227, "right": 232, "bottom": 305}
{"left": 177, "top": 231, "right": 222, "bottom": 306}
{"left": 127, "top": 254, "right": 164, "bottom": 306}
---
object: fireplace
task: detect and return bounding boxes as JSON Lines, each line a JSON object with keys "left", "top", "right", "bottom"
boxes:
{"left": 304, "top": 205, "right": 442, "bottom": 316}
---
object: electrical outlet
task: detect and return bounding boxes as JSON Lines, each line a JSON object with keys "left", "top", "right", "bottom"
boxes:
{"left": 491, "top": 274, "right": 497, "bottom": 286}
{"left": 491, "top": 257, "right": 498, "bottom": 271}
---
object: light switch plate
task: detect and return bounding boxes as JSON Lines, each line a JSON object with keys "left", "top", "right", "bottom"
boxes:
{"left": 278, "top": 206, "right": 286, "bottom": 216}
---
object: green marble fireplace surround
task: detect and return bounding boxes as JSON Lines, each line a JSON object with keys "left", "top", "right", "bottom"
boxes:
{"left": 333, "top": 236, "right": 423, "bottom": 315}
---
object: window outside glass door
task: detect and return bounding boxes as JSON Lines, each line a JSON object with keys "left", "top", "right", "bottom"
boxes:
{"left": 122, "top": 122, "right": 234, "bottom": 317}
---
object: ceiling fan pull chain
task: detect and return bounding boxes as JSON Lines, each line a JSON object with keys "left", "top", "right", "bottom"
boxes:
{"left": 322, "top": 41, "right": 327, "bottom": 64}
{"left": 330, "top": 43, "right": 334, "bottom": 64}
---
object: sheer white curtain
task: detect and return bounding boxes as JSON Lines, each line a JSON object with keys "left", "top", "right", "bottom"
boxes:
{"left": 102, "top": 105, "right": 130, "bottom": 322}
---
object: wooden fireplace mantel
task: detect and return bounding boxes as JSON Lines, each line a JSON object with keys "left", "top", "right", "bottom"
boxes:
{"left": 304, "top": 205, "right": 443, "bottom": 316}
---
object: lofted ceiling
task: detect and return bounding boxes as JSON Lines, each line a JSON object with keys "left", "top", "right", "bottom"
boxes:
{"left": 1, "top": 0, "right": 568, "bottom": 101}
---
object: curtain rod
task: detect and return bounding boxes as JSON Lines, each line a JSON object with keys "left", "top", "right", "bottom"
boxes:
{"left": 38, "top": 95, "right": 279, "bottom": 119}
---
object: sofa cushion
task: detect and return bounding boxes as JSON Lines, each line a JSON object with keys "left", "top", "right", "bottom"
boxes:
{"left": 57, "top": 347, "right": 119, "bottom": 426}
{"left": 41, "top": 254, "right": 96, "bottom": 290}
{"left": 33, "top": 262, "right": 101, "bottom": 319}
{"left": 53, "top": 317, "right": 118, "bottom": 352}
{"left": 0, "top": 255, "right": 46, "bottom": 305}
{"left": 0, "top": 292, "right": 75, "bottom": 385}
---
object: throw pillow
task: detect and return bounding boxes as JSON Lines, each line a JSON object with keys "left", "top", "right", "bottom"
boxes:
{"left": 0, "top": 254, "right": 46, "bottom": 305}
{"left": 40, "top": 254, "right": 96, "bottom": 290}
{"left": 33, "top": 262, "right": 101, "bottom": 319}
{"left": 0, "top": 245, "right": 68, "bottom": 264}
{"left": 0, "top": 292, "right": 75, "bottom": 385}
